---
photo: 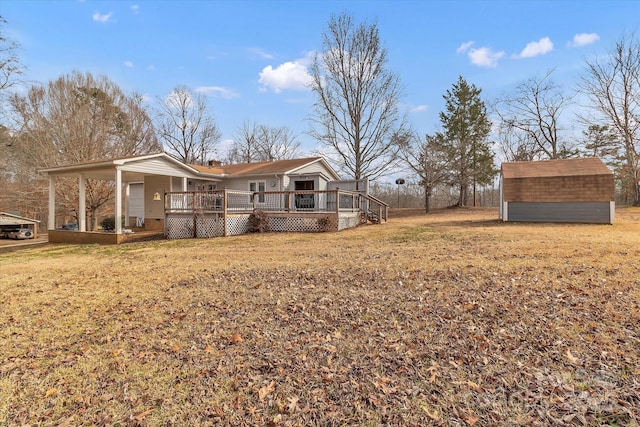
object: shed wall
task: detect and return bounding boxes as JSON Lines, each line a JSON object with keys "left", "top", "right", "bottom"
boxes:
{"left": 506, "top": 201, "right": 613, "bottom": 224}
{"left": 503, "top": 175, "right": 614, "bottom": 202}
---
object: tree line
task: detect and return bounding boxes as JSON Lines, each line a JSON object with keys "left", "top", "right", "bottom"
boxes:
{"left": 1, "top": 13, "right": 640, "bottom": 228}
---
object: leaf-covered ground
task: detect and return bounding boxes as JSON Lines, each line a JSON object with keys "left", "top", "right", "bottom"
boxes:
{"left": 1, "top": 207, "right": 639, "bottom": 426}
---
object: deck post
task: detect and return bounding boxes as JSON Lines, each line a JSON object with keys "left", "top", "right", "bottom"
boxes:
{"left": 223, "top": 188, "right": 228, "bottom": 237}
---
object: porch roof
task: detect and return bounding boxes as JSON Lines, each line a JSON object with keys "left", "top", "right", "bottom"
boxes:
{"left": 36, "top": 152, "right": 206, "bottom": 181}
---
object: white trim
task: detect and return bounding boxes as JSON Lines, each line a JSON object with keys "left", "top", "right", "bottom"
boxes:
{"left": 610, "top": 201, "right": 615, "bottom": 224}
{"left": 115, "top": 168, "right": 122, "bottom": 234}
{"left": 79, "top": 174, "right": 86, "bottom": 232}
{"left": 48, "top": 176, "right": 56, "bottom": 230}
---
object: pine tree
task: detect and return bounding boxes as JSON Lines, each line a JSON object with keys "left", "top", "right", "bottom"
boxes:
{"left": 433, "top": 76, "right": 496, "bottom": 206}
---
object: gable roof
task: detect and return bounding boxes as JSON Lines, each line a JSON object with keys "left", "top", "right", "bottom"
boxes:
{"left": 37, "top": 153, "right": 341, "bottom": 181}
{"left": 37, "top": 152, "right": 205, "bottom": 181}
{"left": 501, "top": 158, "right": 612, "bottom": 179}
{"left": 191, "top": 157, "right": 341, "bottom": 180}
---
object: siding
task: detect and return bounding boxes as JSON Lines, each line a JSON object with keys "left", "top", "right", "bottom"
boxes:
{"left": 507, "top": 202, "right": 612, "bottom": 224}
{"left": 119, "top": 157, "right": 198, "bottom": 178}
{"left": 503, "top": 175, "right": 614, "bottom": 202}
{"left": 128, "top": 183, "right": 144, "bottom": 218}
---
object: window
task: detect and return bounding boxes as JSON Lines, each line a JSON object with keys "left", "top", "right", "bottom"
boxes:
{"left": 249, "top": 180, "right": 266, "bottom": 203}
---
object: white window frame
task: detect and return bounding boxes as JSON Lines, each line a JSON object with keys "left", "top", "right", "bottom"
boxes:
{"left": 249, "top": 180, "right": 266, "bottom": 204}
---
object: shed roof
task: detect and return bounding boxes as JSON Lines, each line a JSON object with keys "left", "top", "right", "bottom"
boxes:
{"left": 0, "top": 212, "right": 41, "bottom": 226}
{"left": 501, "top": 158, "right": 612, "bottom": 179}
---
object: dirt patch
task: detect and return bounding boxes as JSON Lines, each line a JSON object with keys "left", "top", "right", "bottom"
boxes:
{"left": 1, "top": 207, "right": 639, "bottom": 425}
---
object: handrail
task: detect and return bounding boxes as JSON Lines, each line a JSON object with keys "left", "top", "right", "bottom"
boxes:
{"left": 164, "top": 189, "right": 388, "bottom": 222}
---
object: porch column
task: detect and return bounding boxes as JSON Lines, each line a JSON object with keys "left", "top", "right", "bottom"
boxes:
{"left": 115, "top": 167, "right": 123, "bottom": 234}
{"left": 78, "top": 173, "right": 86, "bottom": 232}
{"left": 48, "top": 175, "right": 56, "bottom": 230}
{"left": 182, "top": 177, "right": 188, "bottom": 191}
{"left": 124, "top": 183, "right": 130, "bottom": 227}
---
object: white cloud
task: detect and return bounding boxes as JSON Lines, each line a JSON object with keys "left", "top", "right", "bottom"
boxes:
{"left": 195, "top": 86, "right": 240, "bottom": 99}
{"left": 468, "top": 47, "right": 505, "bottom": 68}
{"left": 92, "top": 11, "right": 113, "bottom": 23}
{"left": 131, "top": 4, "right": 139, "bottom": 14}
{"left": 457, "top": 41, "right": 474, "bottom": 54}
{"left": 568, "top": 33, "right": 600, "bottom": 47}
{"left": 515, "top": 37, "right": 553, "bottom": 58}
{"left": 248, "top": 47, "right": 275, "bottom": 60}
{"left": 409, "top": 104, "right": 428, "bottom": 113}
{"left": 147, "top": 64, "right": 155, "bottom": 71}
{"left": 124, "top": 60, "right": 134, "bottom": 68}
{"left": 258, "top": 59, "right": 313, "bottom": 93}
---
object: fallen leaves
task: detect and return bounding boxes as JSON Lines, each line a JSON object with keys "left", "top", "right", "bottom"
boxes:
{"left": 1, "top": 208, "right": 639, "bottom": 425}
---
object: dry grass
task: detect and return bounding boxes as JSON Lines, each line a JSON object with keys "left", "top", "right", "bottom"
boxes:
{"left": 1, "top": 207, "right": 639, "bottom": 426}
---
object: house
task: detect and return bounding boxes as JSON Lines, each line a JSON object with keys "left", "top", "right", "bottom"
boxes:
{"left": 0, "top": 212, "right": 41, "bottom": 238}
{"left": 499, "top": 157, "right": 615, "bottom": 224}
{"left": 38, "top": 153, "right": 387, "bottom": 244}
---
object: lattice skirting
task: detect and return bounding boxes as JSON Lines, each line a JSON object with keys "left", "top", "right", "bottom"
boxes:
{"left": 165, "top": 214, "right": 250, "bottom": 239}
{"left": 166, "top": 212, "right": 357, "bottom": 239}
{"left": 267, "top": 215, "right": 336, "bottom": 233}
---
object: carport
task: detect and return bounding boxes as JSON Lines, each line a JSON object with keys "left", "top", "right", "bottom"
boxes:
{"left": 0, "top": 212, "right": 40, "bottom": 239}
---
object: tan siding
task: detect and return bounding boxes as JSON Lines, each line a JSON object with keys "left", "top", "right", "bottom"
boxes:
{"left": 144, "top": 175, "right": 170, "bottom": 219}
{"left": 503, "top": 175, "right": 615, "bottom": 202}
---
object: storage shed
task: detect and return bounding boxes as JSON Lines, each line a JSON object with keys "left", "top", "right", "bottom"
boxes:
{"left": 499, "top": 158, "right": 615, "bottom": 224}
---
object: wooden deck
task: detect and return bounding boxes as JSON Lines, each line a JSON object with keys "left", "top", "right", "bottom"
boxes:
{"left": 164, "top": 189, "right": 388, "bottom": 239}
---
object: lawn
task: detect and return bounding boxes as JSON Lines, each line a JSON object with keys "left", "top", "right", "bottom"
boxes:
{"left": 1, "top": 207, "right": 639, "bottom": 426}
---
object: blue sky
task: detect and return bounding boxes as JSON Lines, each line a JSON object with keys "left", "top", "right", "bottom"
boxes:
{"left": 2, "top": 0, "right": 639, "bottom": 161}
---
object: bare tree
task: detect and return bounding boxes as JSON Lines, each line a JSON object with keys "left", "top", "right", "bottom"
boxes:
{"left": 256, "top": 125, "right": 300, "bottom": 161}
{"left": 309, "top": 13, "right": 407, "bottom": 182}
{"left": 156, "top": 85, "right": 221, "bottom": 165}
{"left": 578, "top": 33, "right": 640, "bottom": 206}
{"left": 227, "top": 121, "right": 300, "bottom": 163}
{"left": 493, "top": 70, "right": 576, "bottom": 160}
{"left": 396, "top": 131, "right": 449, "bottom": 213}
{"left": 8, "top": 71, "right": 160, "bottom": 228}
{"left": 0, "top": 16, "right": 24, "bottom": 95}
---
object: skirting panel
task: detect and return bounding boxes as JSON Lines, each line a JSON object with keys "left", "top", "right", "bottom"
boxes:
{"left": 338, "top": 212, "right": 360, "bottom": 231}
{"left": 166, "top": 212, "right": 358, "bottom": 239}
{"left": 226, "top": 215, "right": 250, "bottom": 236}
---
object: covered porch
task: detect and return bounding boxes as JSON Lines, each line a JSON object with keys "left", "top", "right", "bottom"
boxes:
{"left": 38, "top": 153, "right": 211, "bottom": 244}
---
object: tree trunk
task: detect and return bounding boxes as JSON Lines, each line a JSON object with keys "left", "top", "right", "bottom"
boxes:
{"left": 424, "top": 184, "right": 431, "bottom": 214}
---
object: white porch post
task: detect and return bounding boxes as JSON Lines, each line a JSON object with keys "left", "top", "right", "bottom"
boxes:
{"left": 115, "top": 168, "right": 123, "bottom": 234}
{"left": 182, "top": 177, "right": 188, "bottom": 191}
{"left": 124, "top": 183, "right": 130, "bottom": 227}
{"left": 79, "top": 173, "right": 87, "bottom": 232}
{"left": 48, "top": 175, "right": 56, "bottom": 230}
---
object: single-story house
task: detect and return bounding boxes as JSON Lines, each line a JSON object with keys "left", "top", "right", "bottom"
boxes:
{"left": 0, "top": 212, "right": 41, "bottom": 238}
{"left": 499, "top": 157, "right": 615, "bottom": 224}
{"left": 38, "top": 153, "right": 387, "bottom": 243}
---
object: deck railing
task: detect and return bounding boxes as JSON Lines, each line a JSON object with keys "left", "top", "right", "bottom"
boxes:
{"left": 165, "top": 189, "right": 384, "bottom": 217}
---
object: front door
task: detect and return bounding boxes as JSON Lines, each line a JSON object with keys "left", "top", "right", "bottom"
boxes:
{"left": 294, "top": 180, "right": 314, "bottom": 209}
